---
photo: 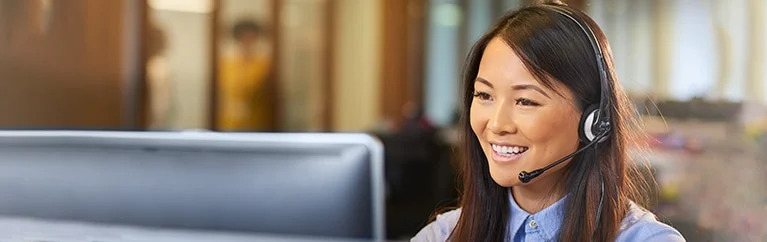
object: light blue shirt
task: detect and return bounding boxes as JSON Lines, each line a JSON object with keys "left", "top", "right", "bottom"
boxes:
{"left": 412, "top": 189, "right": 685, "bottom": 241}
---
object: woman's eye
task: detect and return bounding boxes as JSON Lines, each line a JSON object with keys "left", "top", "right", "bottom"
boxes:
{"left": 473, "top": 92, "right": 493, "bottom": 101}
{"left": 515, "top": 98, "right": 540, "bottom": 106}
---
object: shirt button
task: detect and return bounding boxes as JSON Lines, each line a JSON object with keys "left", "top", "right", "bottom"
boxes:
{"left": 529, "top": 219, "right": 538, "bottom": 228}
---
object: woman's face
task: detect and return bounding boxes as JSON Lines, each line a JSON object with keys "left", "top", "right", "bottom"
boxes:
{"left": 470, "top": 37, "right": 582, "bottom": 187}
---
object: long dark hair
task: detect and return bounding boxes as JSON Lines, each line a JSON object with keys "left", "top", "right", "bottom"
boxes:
{"left": 451, "top": 2, "right": 653, "bottom": 241}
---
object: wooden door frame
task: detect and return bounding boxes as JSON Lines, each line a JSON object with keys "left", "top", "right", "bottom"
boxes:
{"left": 322, "top": 0, "right": 336, "bottom": 131}
{"left": 136, "top": 0, "right": 149, "bottom": 129}
{"left": 138, "top": 0, "right": 335, "bottom": 131}
{"left": 207, "top": 0, "right": 336, "bottom": 131}
{"left": 381, "top": 0, "right": 427, "bottom": 129}
{"left": 207, "top": 0, "right": 220, "bottom": 130}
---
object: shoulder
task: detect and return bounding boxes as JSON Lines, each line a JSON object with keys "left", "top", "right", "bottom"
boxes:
{"left": 411, "top": 208, "right": 461, "bottom": 242}
{"left": 616, "top": 203, "right": 686, "bottom": 242}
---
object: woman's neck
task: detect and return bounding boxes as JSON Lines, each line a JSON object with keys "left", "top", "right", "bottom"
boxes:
{"left": 510, "top": 170, "right": 567, "bottom": 214}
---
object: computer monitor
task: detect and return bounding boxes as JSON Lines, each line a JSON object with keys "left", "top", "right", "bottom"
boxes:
{"left": 0, "top": 131, "right": 385, "bottom": 241}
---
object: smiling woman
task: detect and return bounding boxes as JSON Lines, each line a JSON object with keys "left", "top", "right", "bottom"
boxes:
{"left": 470, "top": 39, "right": 582, "bottom": 189}
{"left": 412, "top": 1, "right": 685, "bottom": 242}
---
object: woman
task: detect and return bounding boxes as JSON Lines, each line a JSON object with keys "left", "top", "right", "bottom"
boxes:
{"left": 413, "top": 2, "right": 684, "bottom": 242}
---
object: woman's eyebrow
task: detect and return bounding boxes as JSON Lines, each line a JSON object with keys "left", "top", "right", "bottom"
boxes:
{"left": 475, "top": 77, "right": 493, "bottom": 88}
{"left": 511, "top": 84, "right": 551, "bottom": 99}
{"left": 475, "top": 77, "right": 551, "bottom": 99}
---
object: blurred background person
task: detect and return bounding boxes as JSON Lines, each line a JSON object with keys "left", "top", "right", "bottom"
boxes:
{"left": 217, "top": 19, "right": 274, "bottom": 131}
{"left": 146, "top": 20, "right": 175, "bottom": 129}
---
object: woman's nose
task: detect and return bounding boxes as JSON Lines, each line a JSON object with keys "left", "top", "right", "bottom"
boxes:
{"left": 488, "top": 102, "right": 517, "bottom": 135}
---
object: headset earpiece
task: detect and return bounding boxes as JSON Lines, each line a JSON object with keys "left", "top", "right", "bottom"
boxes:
{"left": 578, "top": 104, "right": 610, "bottom": 143}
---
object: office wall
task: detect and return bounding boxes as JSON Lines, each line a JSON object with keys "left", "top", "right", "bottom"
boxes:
{"left": 0, "top": 0, "right": 127, "bottom": 128}
{"left": 279, "top": 0, "right": 327, "bottom": 131}
{"left": 149, "top": 10, "right": 211, "bottom": 129}
{"left": 332, "top": 0, "right": 382, "bottom": 131}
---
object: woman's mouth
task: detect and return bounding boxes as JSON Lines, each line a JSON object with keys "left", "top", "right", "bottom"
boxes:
{"left": 490, "top": 143, "right": 529, "bottom": 163}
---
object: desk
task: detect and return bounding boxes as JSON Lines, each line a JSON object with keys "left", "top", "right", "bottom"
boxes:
{"left": 0, "top": 216, "right": 372, "bottom": 242}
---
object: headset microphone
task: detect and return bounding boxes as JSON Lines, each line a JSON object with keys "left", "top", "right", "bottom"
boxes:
{"left": 518, "top": 133, "right": 603, "bottom": 183}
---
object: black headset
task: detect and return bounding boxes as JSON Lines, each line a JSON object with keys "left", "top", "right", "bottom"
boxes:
{"left": 542, "top": 4, "right": 611, "bottom": 241}
{"left": 541, "top": 5, "right": 613, "bottom": 145}
{"left": 517, "top": 4, "right": 613, "bottom": 185}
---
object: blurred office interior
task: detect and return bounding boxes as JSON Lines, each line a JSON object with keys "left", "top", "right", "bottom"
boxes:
{"left": 1, "top": 0, "right": 767, "bottom": 240}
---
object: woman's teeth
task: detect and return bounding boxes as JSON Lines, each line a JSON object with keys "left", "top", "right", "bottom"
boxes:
{"left": 491, "top": 144, "right": 528, "bottom": 156}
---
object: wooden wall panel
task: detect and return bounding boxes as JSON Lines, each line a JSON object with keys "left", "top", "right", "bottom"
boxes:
{"left": 0, "top": 0, "right": 126, "bottom": 128}
{"left": 381, "top": 0, "right": 426, "bottom": 128}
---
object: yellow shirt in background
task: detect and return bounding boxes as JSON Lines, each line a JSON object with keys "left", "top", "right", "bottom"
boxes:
{"left": 217, "top": 55, "right": 273, "bottom": 131}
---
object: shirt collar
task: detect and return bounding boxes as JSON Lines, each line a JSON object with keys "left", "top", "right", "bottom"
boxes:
{"left": 507, "top": 189, "right": 567, "bottom": 240}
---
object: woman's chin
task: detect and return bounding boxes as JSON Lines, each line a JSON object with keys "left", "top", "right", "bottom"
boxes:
{"left": 489, "top": 169, "right": 522, "bottom": 187}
